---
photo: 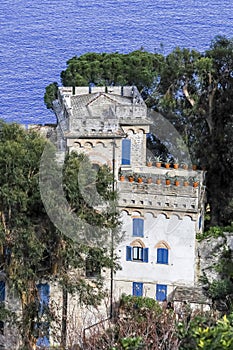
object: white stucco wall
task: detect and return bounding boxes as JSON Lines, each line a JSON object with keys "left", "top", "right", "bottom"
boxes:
{"left": 114, "top": 211, "right": 196, "bottom": 299}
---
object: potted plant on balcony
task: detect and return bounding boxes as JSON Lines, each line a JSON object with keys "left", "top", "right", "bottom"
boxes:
{"left": 136, "top": 174, "right": 143, "bottom": 183}
{"left": 119, "top": 170, "right": 125, "bottom": 181}
{"left": 146, "top": 156, "right": 153, "bottom": 167}
{"left": 165, "top": 173, "right": 171, "bottom": 185}
{"left": 154, "top": 155, "right": 162, "bottom": 168}
{"left": 192, "top": 177, "right": 199, "bottom": 187}
{"left": 174, "top": 176, "right": 180, "bottom": 186}
{"left": 128, "top": 173, "right": 134, "bottom": 183}
{"left": 164, "top": 156, "right": 171, "bottom": 169}
{"left": 173, "top": 158, "right": 179, "bottom": 169}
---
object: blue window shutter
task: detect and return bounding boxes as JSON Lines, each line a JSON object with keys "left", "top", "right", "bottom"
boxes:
{"left": 157, "top": 248, "right": 168, "bottom": 264}
{"left": 37, "top": 283, "right": 50, "bottom": 312}
{"left": 36, "top": 329, "right": 50, "bottom": 347}
{"left": 0, "top": 281, "right": 5, "bottom": 302}
{"left": 133, "top": 218, "right": 144, "bottom": 237}
{"left": 132, "top": 282, "right": 143, "bottom": 297}
{"left": 143, "top": 248, "right": 149, "bottom": 263}
{"left": 126, "top": 246, "right": 132, "bottom": 261}
{"left": 122, "top": 139, "right": 131, "bottom": 165}
{"left": 36, "top": 283, "right": 50, "bottom": 347}
{"left": 199, "top": 215, "right": 202, "bottom": 230}
{"left": 156, "top": 284, "right": 167, "bottom": 301}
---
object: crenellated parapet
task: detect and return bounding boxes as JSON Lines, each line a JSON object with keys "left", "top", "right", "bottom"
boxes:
{"left": 117, "top": 166, "right": 205, "bottom": 222}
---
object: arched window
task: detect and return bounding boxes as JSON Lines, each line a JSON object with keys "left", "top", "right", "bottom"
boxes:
{"left": 126, "top": 239, "right": 148, "bottom": 263}
{"left": 157, "top": 248, "right": 168, "bottom": 264}
{"left": 155, "top": 241, "right": 170, "bottom": 265}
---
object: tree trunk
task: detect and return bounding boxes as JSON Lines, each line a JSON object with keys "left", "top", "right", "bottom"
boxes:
{"left": 21, "top": 281, "right": 38, "bottom": 350}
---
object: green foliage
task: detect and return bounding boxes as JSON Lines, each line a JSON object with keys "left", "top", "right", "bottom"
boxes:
{"left": 0, "top": 122, "right": 121, "bottom": 347}
{"left": 177, "top": 313, "right": 216, "bottom": 350}
{"left": 196, "top": 226, "right": 225, "bottom": 241}
{"left": 120, "top": 294, "right": 162, "bottom": 314}
{"left": 116, "top": 336, "right": 144, "bottom": 350}
{"left": 44, "top": 82, "right": 58, "bottom": 109}
{"left": 208, "top": 248, "right": 233, "bottom": 307}
{"left": 59, "top": 50, "right": 163, "bottom": 92}
{"left": 190, "top": 314, "right": 233, "bottom": 350}
{"left": 208, "top": 280, "right": 233, "bottom": 300}
{"left": 178, "top": 313, "right": 233, "bottom": 350}
{"left": 63, "top": 151, "right": 119, "bottom": 231}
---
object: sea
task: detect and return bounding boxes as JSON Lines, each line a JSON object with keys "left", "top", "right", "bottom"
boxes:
{"left": 0, "top": 0, "right": 232, "bottom": 125}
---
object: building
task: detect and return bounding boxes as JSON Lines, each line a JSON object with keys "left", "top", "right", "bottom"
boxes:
{"left": 0, "top": 86, "right": 206, "bottom": 348}
{"left": 53, "top": 85, "right": 205, "bottom": 303}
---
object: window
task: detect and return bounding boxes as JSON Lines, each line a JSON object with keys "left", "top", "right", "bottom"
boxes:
{"left": 122, "top": 139, "right": 131, "bottom": 165}
{"left": 132, "top": 218, "right": 144, "bottom": 237}
{"left": 133, "top": 247, "right": 143, "bottom": 261}
{"left": 36, "top": 283, "right": 50, "bottom": 347}
{"left": 132, "top": 282, "right": 143, "bottom": 297}
{"left": 157, "top": 248, "right": 168, "bottom": 264}
{"left": 156, "top": 284, "right": 167, "bottom": 301}
{"left": 126, "top": 246, "right": 148, "bottom": 263}
{"left": 155, "top": 241, "right": 170, "bottom": 265}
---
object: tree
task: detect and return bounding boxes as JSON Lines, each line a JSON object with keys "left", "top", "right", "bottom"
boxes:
{"left": 44, "top": 82, "right": 58, "bottom": 110}
{"left": 153, "top": 37, "right": 233, "bottom": 226}
{"left": 0, "top": 121, "right": 120, "bottom": 349}
{"left": 44, "top": 50, "right": 164, "bottom": 110}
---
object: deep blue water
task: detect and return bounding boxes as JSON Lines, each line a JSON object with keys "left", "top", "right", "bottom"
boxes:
{"left": 0, "top": 0, "right": 232, "bottom": 125}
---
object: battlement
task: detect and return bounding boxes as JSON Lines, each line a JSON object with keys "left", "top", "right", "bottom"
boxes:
{"left": 58, "top": 85, "right": 142, "bottom": 98}
{"left": 117, "top": 167, "right": 205, "bottom": 217}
